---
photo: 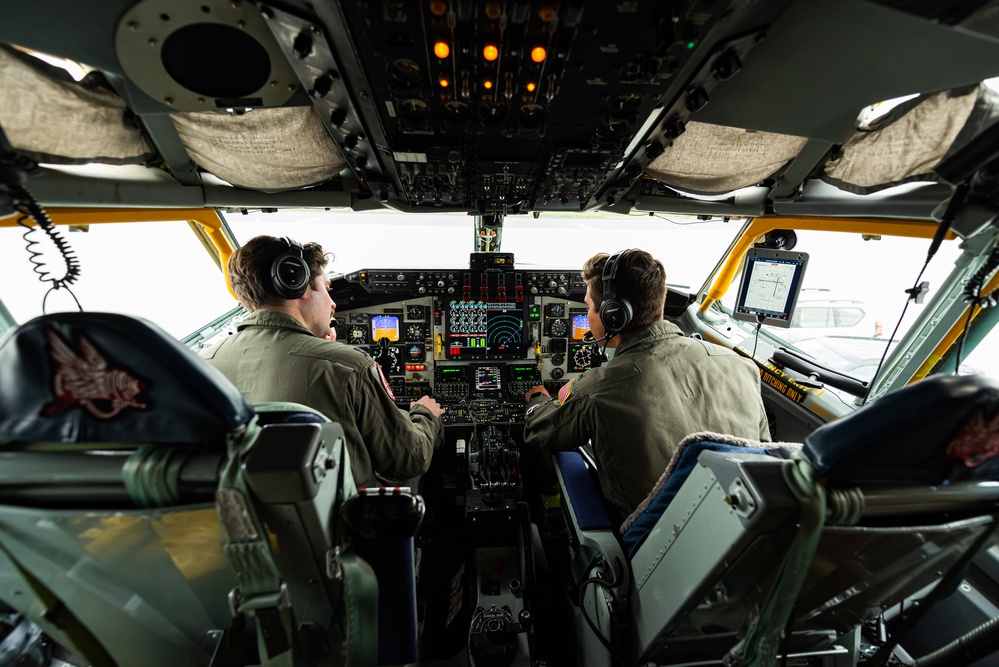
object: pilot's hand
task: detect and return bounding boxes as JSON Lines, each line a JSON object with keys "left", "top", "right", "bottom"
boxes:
{"left": 412, "top": 395, "right": 445, "bottom": 417}
{"left": 525, "top": 384, "right": 550, "bottom": 403}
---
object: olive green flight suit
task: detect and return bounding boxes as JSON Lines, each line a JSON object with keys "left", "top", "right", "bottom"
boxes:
{"left": 524, "top": 320, "right": 770, "bottom": 518}
{"left": 202, "top": 310, "right": 442, "bottom": 489}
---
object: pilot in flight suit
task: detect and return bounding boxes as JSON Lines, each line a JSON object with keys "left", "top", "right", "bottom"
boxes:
{"left": 523, "top": 249, "right": 770, "bottom": 519}
{"left": 203, "top": 235, "right": 444, "bottom": 489}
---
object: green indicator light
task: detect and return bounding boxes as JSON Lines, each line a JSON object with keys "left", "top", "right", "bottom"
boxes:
{"left": 474, "top": 506, "right": 480, "bottom": 511}
{"left": 686, "top": 41, "right": 696, "bottom": 49}
{"left": 505, "top": 505, "right": 510, "bottom": 509}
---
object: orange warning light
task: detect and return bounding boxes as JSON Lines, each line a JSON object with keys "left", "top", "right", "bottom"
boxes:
{"left": 434, "top": 41, "right": 450, "bottom": 59}
{"left": 483, "top": 79, "right": 494, "bottom": 90}
{"left": 526, "top": 81, "right": 536, "bottom": 92}
{"left": 483, "top": 44, "right": 499, "bottom": 61}
{"left": 531, "top": 46, "right": 546, "bottom": 63}
{"left": 439, "top": 77, "right": 449, "bottom": 88}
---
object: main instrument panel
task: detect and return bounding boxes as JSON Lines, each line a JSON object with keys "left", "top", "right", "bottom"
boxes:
{"left": 330, "top": 254, "right": 597, "bottom": 426}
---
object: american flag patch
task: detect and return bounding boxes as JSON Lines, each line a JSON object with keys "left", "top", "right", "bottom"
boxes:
{"left": 558, "top": 382, "right": 572, "bottom": 405}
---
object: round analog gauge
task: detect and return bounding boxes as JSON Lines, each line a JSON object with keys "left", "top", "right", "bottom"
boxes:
{"left": 398, "top": 98, "right": 429, "bottom": 120}
{"left": 552, "top": 353, "right": 565, "bottom": 366}
{"left": 348, "top": 324, "right": 367, "bottom": 345}
{"left": 549, "top": 318, "right": 568, "bottom": 338}
{"left": 406, "top": 305, "right": 425, "bottom": 320}
{"left": 408, "top": 345, "right": 424, "bottom": 360}
{"left": 550, "top": 367, "right": 564, "bottom": 380}
{"left": 573, "top": 345, "right": 593, "bottom": 369}
{"left": 405, "top": 323, "right": 426, "bottom": 342}
{"left": 388, "top": 58, "right": 423, "bottom": 85}
{"left": 608, "top": 93, "right": 644, "bottom": 116}
{"left": 548, "top": 303, "right": 565, "bottom": 317}
{"left": 443, "top": 100, "right": 468, "bottom": 120}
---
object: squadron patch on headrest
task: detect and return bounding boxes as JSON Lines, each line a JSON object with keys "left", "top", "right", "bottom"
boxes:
{"left": 44, "top": 328, "right": 148, "bottom": 419}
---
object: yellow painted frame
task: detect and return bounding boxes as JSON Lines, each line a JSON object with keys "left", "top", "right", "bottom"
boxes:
{"left": 699, "top": 215, "right": 977, "bottom": 386}
{"left": 0, "top": 207, "right": 237, "bottom": 298}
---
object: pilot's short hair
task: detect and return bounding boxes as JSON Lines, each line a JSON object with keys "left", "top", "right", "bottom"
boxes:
{"left": 582, "top": 249, "right": 667, "bottom": 328}
{"left": 227, "top": 235, "right": 329, "bottom": 311}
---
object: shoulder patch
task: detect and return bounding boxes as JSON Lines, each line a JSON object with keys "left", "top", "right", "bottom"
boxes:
{"left": 558, "top": 381, "right": 572, "bottom": 405}
{"left": 375, "top": 363, "right": 396, "bottom": 400}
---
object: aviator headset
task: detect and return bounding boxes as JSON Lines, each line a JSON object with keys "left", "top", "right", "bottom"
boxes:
{"left": 270, "top": 237, "right": 311, "bottom": 299}
{"left": 599, "top": 249, "right": 635, "bottom": 335}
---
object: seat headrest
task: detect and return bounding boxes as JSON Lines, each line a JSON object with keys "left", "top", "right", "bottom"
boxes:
{"left": 804, "top": 374, "right": 999, "bottom": 485}
{"left": 0, "top": 312, "right": 254, "bottom": 445}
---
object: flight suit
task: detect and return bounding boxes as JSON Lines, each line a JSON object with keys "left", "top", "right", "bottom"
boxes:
{"left": 202, "top": 310, "right": 442, "bottom": 488}
{"left": 524, "top": 320, "right": 770, "bottom": 518}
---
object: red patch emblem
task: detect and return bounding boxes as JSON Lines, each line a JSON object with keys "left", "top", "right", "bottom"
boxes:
{"left": 375, "top": 363, "right": 396, "bottom": 401}
{"left": 946, "top": 410, "right": 999, "bottom": 468}
{"left": 44, "top": 328, "right": 148, "bottom": 419}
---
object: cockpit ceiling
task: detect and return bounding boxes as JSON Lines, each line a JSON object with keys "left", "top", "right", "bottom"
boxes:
{"left": 2, "top": 0, "right": 999, "bottom": 216}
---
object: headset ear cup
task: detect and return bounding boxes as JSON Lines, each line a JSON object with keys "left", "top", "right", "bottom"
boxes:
{"left": 270, "top": 238, "right": 311, "bottom": 299}
{"left": 600, "top": 297, "right": 633, "bottom": 334}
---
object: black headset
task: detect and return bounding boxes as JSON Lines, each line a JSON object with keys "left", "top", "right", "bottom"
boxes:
{"left": 270, "top": 237, "right": 311, "bottom": 299}
{"left": 599, "top": 249, "right": 634, "bottom": 335}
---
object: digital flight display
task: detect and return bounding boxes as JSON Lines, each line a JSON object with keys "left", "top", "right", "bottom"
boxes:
{"left": 446, "top": 299, "right": 526, "bottom": 359}
{"left": 507, "top": 365, "right": 539, "bottom": 383}
{"left": 474, "top": 366, "right": 503, "bottom": 392}
{"left": 371, "top": 315, "right": 400, "bottom": 342}
{"left": 571, "top": 315, "right": 590, "bottom": 340}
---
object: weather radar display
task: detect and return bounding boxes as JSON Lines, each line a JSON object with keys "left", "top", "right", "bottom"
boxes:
{"left": 446, "top": 300, "right": 526, "bottom": 359}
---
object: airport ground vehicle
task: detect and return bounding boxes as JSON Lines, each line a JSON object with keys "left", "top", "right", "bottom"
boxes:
{"left": 3, "top": 1, "right": 999, "bottom": 666}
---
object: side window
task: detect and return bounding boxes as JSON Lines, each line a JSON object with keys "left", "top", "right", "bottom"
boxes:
{"left": 836, "top": 307, "right": 865, "bottom": 328}
{"left": 795, "top": 307, "right": 833, "bottom": 328}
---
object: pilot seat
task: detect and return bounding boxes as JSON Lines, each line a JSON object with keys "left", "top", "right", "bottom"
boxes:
{"left": 553, "top": 373, "right": 999, "bottom": 666}
{"left": 0, "top": 312, "right": 378, "bottom": 666}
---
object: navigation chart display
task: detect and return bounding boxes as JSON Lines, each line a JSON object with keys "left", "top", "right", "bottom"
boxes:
{"left": 446, "top": 299, "right": 526, "bottom": 359}
{"left": 732, "top": 248, "right": 809, "bottom": 328}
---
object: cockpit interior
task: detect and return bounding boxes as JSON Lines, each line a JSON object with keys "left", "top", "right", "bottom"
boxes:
{"left": 4, "top": 1, "right": 999, "bottom": 666}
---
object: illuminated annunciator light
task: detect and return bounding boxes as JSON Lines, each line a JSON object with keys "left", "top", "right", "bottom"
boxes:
{"left": 483, "top": 79, "right": 494, "bottom": 90}
{"left": 434, "top": 41, "right": 450, "bottom": 59}
{"left": 483, "top": 44, "right": 499, "bottom": 61}
{"left": 526, "top": 81, "right": 537, "bottom": 92}
{"left": 439, "top": 77, "right": 449, "bottom": 88}
{"left": 531, "top": 46, "right": 546, "bottom": 63}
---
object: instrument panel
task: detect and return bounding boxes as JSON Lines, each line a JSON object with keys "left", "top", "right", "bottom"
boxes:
{"left": 330, "top": 260, "right": 598, "bottom": 426}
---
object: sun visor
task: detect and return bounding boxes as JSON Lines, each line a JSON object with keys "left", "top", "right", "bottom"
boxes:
{"left": 170, "top": 106, "right": 347, "bottom": 191}
{"left": 821, "top": 85, "right": 997, "bottom": 194}
{"left": 0, "top": 47, "right": 154, "bottom": 164}
{"left": 644, "top": 121, "right": 808, "bottom": 195}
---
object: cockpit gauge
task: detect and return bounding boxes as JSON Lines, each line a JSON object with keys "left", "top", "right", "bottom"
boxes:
{"left": 406, "top": 305, "right": 426, "bottom": 320}
{"left": 550, "top": 367, "right": 564, "bottom": 380}
{"left": 348, "top": 324, "right": 368, "bottom": 345}
{"left": 405, "top": 323, "right": 426, "bottom": 342}
{"left": 549, "top": 338, "right": 567, "bottom": 354}
{"left": 548, "top": 318, "right": 568, "bottom": 338}
{"left": 407, "top": 345, "right": 424, "bottom": 361}
{"left": 388, "top": 58, "right": 423, "bottom": 85}
{"left": 547, "top": 303, "right": 565, "bottom": 318}
{"left": 552, "top": 353, "right": 565, "bottom": 366}
{"left": 572, "top": 344, "right": 594, "bottom": 371}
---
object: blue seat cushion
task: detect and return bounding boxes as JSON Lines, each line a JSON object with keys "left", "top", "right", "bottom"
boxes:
{"left": 554, "top": 450, "right": 616, "bottom": 531}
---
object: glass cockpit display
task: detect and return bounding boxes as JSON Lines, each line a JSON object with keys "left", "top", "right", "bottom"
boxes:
{"left": 371, "top": 314, "right": 401, "bottom": 341}
{"left": 446, "top": 300, "right": 526, "bottom": 359}
{"left": 571, "top": 314, "right": 590, "bottom": 340}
